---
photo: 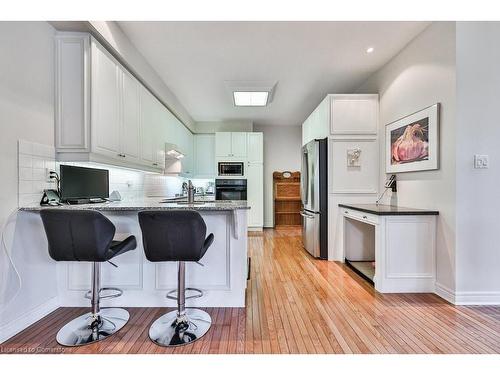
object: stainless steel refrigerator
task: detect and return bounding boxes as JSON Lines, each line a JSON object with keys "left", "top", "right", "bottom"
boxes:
{"left": 300, "top": 138, "right": 328, "bottom": 259}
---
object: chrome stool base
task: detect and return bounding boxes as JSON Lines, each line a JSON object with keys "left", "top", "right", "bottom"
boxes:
{"left": 56, "top": 307, "right": 129, "bottom": 347}
{"left": 149, "top": 308, "right": 212, "bottom": 347}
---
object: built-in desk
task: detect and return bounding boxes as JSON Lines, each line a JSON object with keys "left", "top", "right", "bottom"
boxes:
{"left": 339, "top": 204, "right": 439, "bottom": 293}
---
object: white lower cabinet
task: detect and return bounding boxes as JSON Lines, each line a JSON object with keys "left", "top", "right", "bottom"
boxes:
{"left": 247, "top": 162, "right": 264, "bottom": 229}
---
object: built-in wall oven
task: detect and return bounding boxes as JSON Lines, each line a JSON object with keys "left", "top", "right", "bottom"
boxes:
{"left": 218, "top": 162, "right": 244, "bottom": 176}
{"left": 215, "top": 179, "right": 247, "bottom": 200}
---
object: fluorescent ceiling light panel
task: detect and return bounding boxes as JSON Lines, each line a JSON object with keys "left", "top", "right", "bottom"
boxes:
{"left": 233, "top": 91, "right": 269, "bottom": 106}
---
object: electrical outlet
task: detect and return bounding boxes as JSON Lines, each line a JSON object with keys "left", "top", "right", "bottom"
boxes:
{"left": 45, "top": 168, "right": 52, "bottom": 182}
{"left": 474, "top": 154, "right": 489, "bottom": 169}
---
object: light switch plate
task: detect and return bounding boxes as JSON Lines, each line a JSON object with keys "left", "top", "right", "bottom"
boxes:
{"left": 474, "top": 154, "right": 489, "bottom": 169}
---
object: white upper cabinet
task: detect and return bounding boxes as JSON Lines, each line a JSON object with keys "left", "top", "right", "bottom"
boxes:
{"left": 120, "top": 68, "right": 141, "bottom": 163}
{"left": 139, "top": 86, "right": 156, "bottom": 164}
{"left": 247, "top": 132, "right": 263, "bottom": 163}
{"left": 215, "top": 132, "right": 232, "bottom": 157}
{"left": 215, "top": 132, "right": 248, "bottom": 159}
{"left": 90, "top": 40, "right": 121, "bottom": 158}
{"left": 55, "top": 32, "right": 195, "bottom": 173}
{"left": 231, "top": 133, "right": 248, "bottom": 158}
{"left": 55, "top": 33, "right": 89, "bottom": 151}
{"left": 301, "top": 94, "right": 379, "bottom": 145}
{"left": 330, "top": 94, "right": 378, "bottom": 135}
{"left": 176, "top": 122, "right": 194, "bottom": 176}
{"left": 194, "top": 134, "right": 215, "bottom": 178}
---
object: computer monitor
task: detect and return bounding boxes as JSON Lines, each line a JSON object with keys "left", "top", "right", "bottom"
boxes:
{"left": 59, "top": 165, "right": 109, "bottom": 203}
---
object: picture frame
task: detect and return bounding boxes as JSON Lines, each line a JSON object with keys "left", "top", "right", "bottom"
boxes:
{"left": 385, "top": 103, "right": 440, "bottom": 173}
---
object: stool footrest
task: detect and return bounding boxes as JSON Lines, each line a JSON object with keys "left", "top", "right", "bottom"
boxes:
{"left": 166, "top": 287, "right": 203, "bottom": 301}
{"left": 84, "top": 287, "right": 123, "bottom": 300}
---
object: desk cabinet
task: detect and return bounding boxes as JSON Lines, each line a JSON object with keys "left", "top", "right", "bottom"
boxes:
{"left": 340, "top": 204, "right": 438, "bottom": 293}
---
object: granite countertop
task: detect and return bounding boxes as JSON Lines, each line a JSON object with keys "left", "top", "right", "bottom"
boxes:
{"left": 339, "top": 204, "right": 439, "bottom": 216}
{"left": 19, "top": 198, "right": 250, "bottom": 212}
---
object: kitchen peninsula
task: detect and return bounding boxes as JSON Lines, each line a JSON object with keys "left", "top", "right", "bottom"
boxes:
{"left": 1, "top": 199, "right": 249, "bottom": 343}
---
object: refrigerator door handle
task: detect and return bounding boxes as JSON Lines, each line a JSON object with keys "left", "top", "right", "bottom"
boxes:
{"left": 300, "top": 210, "right": 315, "bottom": 219}
{"left": 301, "top": 149, "right": 309, "bottom": 205}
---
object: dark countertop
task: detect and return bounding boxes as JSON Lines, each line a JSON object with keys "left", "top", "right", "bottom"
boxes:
{"left": 339, "top": 204, "right": 439, "bottom": 216}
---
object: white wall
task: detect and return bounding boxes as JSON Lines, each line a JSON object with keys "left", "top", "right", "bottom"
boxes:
{"left": 357, "top": 22, "right": 457, "bottom": 292}
{"left": 0, "top": 21, "right": 56, "bottom": 226}
{"left": 455, "top": 22, "right": 500, "bottom": 301}
{"left": 254, "top": 125, "right": 302, "bottom": 227}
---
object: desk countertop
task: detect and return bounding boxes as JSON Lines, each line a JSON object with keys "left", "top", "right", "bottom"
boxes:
{"left": 339, "top": 204, "right": 439, "bottom": 216}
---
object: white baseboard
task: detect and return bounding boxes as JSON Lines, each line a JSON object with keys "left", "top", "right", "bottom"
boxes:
{"left": 435, "top": 282, "right": 455, "bottom": 304}
{"left": 248, "top": 227, "right": 263, "bottom": 232}
{"left": 454, "top": 291, "right": 500, "bottom": 305}
{"left": 435, "top": 282, "right": 500, "bottom": 305}
{"left": 0, "top": 297, "right": 59, "bottom": 344}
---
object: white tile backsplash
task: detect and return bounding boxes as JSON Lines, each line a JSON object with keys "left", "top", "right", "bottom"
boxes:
{"left": 17, "top": 140, "right": 209, "bottom": 206}
{"left": 18, "top": 140, "right": 57, "bottom": 206}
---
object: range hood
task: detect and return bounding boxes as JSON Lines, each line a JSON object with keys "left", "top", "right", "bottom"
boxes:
{"left": 163, "top": 143, "right": 185, "bottom": 175}
{"left": 165, "top": 143, "right": 185, "bottom": 160}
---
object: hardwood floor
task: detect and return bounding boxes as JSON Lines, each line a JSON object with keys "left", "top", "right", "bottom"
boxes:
{"left": 3, "top": 228, "right": 500, "bottom": 354}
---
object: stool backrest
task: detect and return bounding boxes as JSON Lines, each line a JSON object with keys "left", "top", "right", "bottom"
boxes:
{"left": 40, "top": 209, "right": 116, "bottom": 262}
{"left": 138, "top": 210, "right": 208, "bottom": 262}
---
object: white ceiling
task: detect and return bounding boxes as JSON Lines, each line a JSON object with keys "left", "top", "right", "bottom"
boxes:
{"left": 118, "top": 21, "right": 430, "bottom": 127}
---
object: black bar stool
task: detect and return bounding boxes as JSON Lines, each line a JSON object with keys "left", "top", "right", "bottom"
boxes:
{"left": 138, "top": 210, "right": 214, "bottom": 347}
{"left": 40, "top": 209, "right": 137, "bottom": 346}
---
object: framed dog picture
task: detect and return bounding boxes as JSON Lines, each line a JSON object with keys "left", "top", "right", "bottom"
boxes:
{"left": 385, "top": 103, "right": 440, "bottom": 173}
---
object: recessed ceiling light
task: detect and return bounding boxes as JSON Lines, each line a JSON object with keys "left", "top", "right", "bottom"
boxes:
{"left": 366, "top": 47, "right": 374, "bottom": 54}
{"left": 233, "top": 91, "right": 269, "bottom": 107}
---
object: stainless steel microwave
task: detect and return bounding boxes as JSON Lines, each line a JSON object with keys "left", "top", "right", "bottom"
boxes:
{"left": 218, "top": 162, "right": 244, "bottom": 176}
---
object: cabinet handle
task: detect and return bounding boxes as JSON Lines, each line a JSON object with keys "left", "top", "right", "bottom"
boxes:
{"left": 344, "top": 211, "right": 348, "bottom": 214}
{"left": 363, "top": 215, "right": 368, "bottom": 219}
{"left": 152, "top": 163, "right": 158, "bottom": 166}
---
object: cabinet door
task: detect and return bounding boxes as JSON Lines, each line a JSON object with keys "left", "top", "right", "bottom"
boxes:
{"left": 120, "top": 69, "right": 141, "bottom": 163}
{"left": 247, "top": 163, "right": 263, "bottom": 227}
{"left": 215, "top": 132, "right": 232, "bottom": 157}
{"left": 194, "top": 134, "right": 215, "bottom": 177}
{"left": 140, "top": 87, "right": 156, "bottom": 164}
{"left": 330, "top": 94, "right": 378, "bottom": 135}
{"left": 91, "top": 41, "right": 121, "bottom": 158}
{"left": 231, "top": 132, "right": 247, "bottom": 158}
{"left": 178, "top": 124, "right": 194, "bottom": 176}
{"left": 247, "top": 132, "right": 263, "bottom": 163}
{"left": 153, "top": 98, "right": 166, "bottom": 169}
